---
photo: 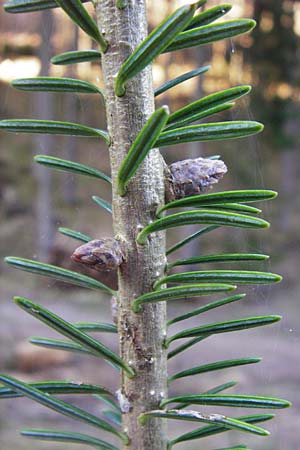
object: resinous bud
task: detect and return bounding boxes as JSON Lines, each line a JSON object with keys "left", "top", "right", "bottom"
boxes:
{"left": 71, "top": 238, "right": 124, "bottom": 271}
{"left": 165, "top": 156, "right": 227, "bottom": 202}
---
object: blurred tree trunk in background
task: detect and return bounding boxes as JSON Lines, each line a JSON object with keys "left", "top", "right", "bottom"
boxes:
{"left": 33, "top": 9, "right": 55, "bottom": 261}
{"left": 61, "top": 24, "right": 79, "bottom": 205}
{"left": 281, "top": 149, "right": 295, "bottom": 230}
{"left": 247, "top": 0, "right": 300, "bottom": 231}
{"left": 183, "top": 44, "right": 211, "bottom": 264}
{"left": 178, "top": 1, "right": 211, "bottom": 264}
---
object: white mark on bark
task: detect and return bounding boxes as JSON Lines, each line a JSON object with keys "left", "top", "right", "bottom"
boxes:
{"left": 116, "top": 389, "right": 132, "bottom": 413}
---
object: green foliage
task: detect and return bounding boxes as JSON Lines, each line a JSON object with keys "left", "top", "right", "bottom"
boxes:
{"left": 167, "top": 336, "right": 209, "bottom": 359}
{"left": 167, "top": 293, "right": 246, "bottom": 325}
{"left": 165, "top": 315, "right": 281, "bottom": 345}
{"left": 155, "top": 269, "right": 281, "bottom": 288}
{"left": 139, "top": 410, "right": 270, "bottom": 436}
{"left": 158, "top": 189, "right": 276, "bottom": 214}
{"left": 54, "top": 0, "right": 107, "bottom": 50}
{"left": 167, "top": 252, "right": 269, "bottom": 270}
{"left": 202, "top": 381, "right": 237, "bottom": 395}
{"left": 58, "top": 227, "right": 92, "bottom": 243}
{"left": 35, "top": 155, "right": 111, "bottom": 182}
{"left": 212, "top": 446, "right": 248, "bottom": 450}
{"left": 166, "top": 224, "right": 219, "bottom": 255}
{"left": 164, "top": 19, "right": 256, "bottom": 52}
{"left": 168, "top": 413, "right": 275, "bottom": 446}
{"left": 115, "top": 1, "right": 202, "bottom": 96}
{"left": 117, "top": 106, "right": 169, "bottom": 195}
{"left": 202, "top": 203, "right": 262, "bottom": 213}
{"left": 73, "top": 322, "right": 117, "bottom": 333}
{"left": 165, "top": 85, "right": 251, "bottom": 129}
{"left": 132, "top": 283, "right": 236, "bottom": 313}
{"left": 14, "top": 297, "right": 134, "bottom": 376}
{"left": 94, "top": 393, "right": 121, "bottom": 412}
{"left": 20, "top": 429, "right": 119, "bottom": 450}
{"left": 51, "top": 50, "right": 102, "bottom": 65}
{"left": 92, "top": 195, "right": 112, "bottom": 214}
{"left": 212, "top": 447, "right": 248, "bottom": 450}
{"left": 0, "top": 1, "right": 289, "bottom": 450}
{"left": 168, "top": 357, "right": 261, "bottom": 382}
{"left": 0, "top": 381, "right": 113, "bottom": 399}
{"left": 12, "top": 77, "right": 103, "bottom": 95}
{"left": 102, "top": 410, "right": 122, "bottom": 426}
{"left": 0, "top": 375, "right": 127, "bottom": 442}
{"left": 0, "top": 119, "right": 110, "bottom": 141}
{"left": 161, "top": 393, "right": 290, "bottom": 409}
{"left": 5, "top": 257, "right": 113, "bottom": 293}
{"left": 157, "top": 121, "right": 263, "bottom": 147}
{"left": 137, "top": 209, "right": 269, "bottom": 244}
{"left": 186, "top": 4, "right": 232, "bottom": 29}
{"left": 155, "top": 65, "right": 210, "bottom": 96}
{"left": 4, "top": 0, "right": 90, "bottom": 13}
{"left": 29, "top": 336, "right": 95, "bottom": 355}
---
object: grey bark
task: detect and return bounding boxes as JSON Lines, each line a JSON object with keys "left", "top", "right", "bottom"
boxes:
{"left": 94, "top": 2, "right": 167, "bottom": 450}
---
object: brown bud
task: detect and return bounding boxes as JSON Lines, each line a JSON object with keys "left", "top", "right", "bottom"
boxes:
{"left": 165, "top": 157, "right": 227, "bottom": 202}
{"left": 71, "top": 238, "right": 124, "bottom": 272}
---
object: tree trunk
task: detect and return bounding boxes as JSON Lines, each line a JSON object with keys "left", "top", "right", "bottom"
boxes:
{"left": 181, "top": 41, "right": 210, "bottom": 266}
{"left": 33, "top": 9, "right": 55, "bottom": 261}
{"left": 61, "top": 24, "right": 79, "bottom": 205}
{"left": 94, "top": 2, "right": 167, "bottom": 450}
{"left": 280, "top": 150, "right": 294, "bottom": 231}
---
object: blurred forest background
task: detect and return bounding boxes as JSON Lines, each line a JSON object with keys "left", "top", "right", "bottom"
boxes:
{"left": 0, "top": 0, "right": 299, "bottom": 449}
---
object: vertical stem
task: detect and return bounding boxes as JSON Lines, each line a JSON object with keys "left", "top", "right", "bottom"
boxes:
{"left": 94, "top": 2, "right": 167, "bottom": 450}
